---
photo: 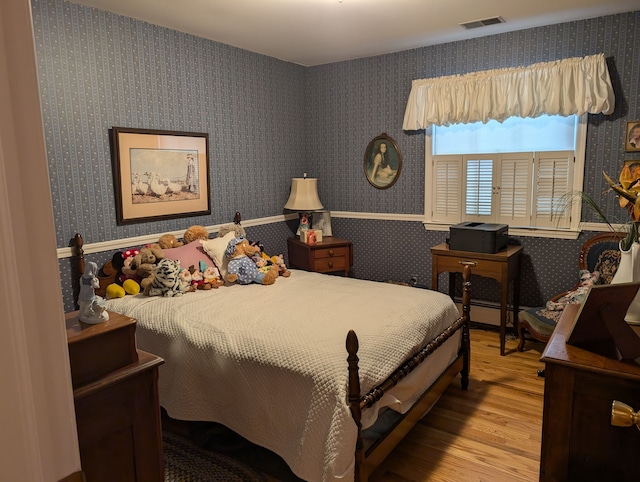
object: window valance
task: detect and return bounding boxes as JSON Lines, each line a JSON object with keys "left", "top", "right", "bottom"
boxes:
{"left": 402, "top": 53, "right": 615, "bottom": 129}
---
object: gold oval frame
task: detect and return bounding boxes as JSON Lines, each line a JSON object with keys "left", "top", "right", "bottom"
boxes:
{"left": 363, "top": 133, "right": 402, "bottom": 189}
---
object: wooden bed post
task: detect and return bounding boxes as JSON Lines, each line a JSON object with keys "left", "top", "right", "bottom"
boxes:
{"left": 346, "top": 330, "right": 366, "bottom": 482}
{"left": 460, "top": 262, "right": 472, "bottom": 389}
{"left": 71, "top": 233, "right": 85, "bottom": 310}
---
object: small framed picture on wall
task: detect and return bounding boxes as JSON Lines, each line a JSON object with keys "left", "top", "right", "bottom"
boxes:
{"left": 625, "top": 121, "right": 640, "bottom": 151}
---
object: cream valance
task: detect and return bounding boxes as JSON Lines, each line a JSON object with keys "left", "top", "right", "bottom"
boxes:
{"left": 402, "top": 53, "right": 615, "bottom": 129}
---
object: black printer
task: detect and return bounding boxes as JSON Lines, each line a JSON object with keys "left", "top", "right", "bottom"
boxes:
{"left": 449, "top": 222, "right": 508, "bottom": 254}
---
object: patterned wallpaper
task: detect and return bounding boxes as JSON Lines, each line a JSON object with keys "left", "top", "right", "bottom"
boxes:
{"left": 32, "top": 1, "right": 640, "bottom": 312}
{"left": 32, "top": 0, "right": 306, "bottom": 248}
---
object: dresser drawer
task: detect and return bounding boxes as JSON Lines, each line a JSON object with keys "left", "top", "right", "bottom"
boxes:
{"left": 314, "top": 246, "right": 350, "bottom": 259}
{"left": 313, "top": 255, "right": 348, "bottom": 273}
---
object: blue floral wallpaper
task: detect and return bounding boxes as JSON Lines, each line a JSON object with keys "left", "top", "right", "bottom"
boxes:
{"left": 32, "top": 1, "right": 639, "bottom": 313}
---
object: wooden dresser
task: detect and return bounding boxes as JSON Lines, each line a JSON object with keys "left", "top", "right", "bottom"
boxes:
{"left": 66, "top": 311, "right": 164, "bottom": 482}
{"left": 540, "top": 303, "right": 640, "bottom": 481}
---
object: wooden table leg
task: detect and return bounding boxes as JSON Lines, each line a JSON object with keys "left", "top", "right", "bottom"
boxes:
{"left": 500, "top": 280, "right": 508, "bottom": 356}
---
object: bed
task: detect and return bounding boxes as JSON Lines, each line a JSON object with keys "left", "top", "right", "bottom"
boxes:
{"left": 71, "top": 230, "right": 471, "bottom": 482}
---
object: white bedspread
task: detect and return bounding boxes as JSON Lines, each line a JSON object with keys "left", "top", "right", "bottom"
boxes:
{"left": 105, "top": 270, "right": 461, "bottom": 482}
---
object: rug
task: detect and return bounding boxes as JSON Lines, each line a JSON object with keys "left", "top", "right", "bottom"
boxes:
{"left": 163, "top": 431, "right": 267, "bottom": 482}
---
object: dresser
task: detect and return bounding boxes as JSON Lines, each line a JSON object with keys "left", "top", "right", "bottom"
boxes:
{"left": 66, "top": 311, "right": 164, "bottom": 482}
{"left": 287, "top": 236, "right": 353, "bottom": 276}
{"left": 540, "top": 303, "right": 640, "bottom": 481}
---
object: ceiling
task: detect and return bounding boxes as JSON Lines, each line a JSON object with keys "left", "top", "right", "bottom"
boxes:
{"left": 69, "top": 0, "right": 640, "bottom": 66}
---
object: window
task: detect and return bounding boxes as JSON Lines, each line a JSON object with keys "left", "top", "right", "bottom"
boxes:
{"left": 425, "top": 114, "right": 586, "bottom": 237}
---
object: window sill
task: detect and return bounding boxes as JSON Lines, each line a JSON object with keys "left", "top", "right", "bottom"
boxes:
{"left": 420, "top": 221, "right": 609, "bottom": 240}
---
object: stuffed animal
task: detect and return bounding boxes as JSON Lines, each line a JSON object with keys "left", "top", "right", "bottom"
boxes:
{"left": 201, "top": 264, "right": 225, "bottom": 289}
{"left": 146, "top": 258, "right": 191, "bottom": 297}
{"left": 224, "top": 237, "right": 278, "bottom": 285}
{"left": 183, "top": 225, "right": 209, "bottom": 244}
{"left": 178, "top": 268, "right": 197, "bottom": 292}
{"left": 217, "top": 223, "right": 246, "bottom": 239}
{"left": 130, "top": 246, "right": 164, "bottom": 290}
{"left": 158, "top": 233, "right": 183, "bottom": 249}
{"left": 271, "top": 254, "right": 291, "bottom": 277}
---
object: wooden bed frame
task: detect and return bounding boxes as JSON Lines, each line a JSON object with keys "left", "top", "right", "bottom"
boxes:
{"left": 71, "top": 231, "right": 471, "bottom": 482}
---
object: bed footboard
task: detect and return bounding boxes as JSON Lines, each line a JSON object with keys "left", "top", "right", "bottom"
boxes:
{"left": 347, "top": 263, "right": 472, "bottom": 482}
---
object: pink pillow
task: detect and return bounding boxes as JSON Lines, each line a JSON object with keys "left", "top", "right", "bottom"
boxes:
{"left": 162, "top": 241, "right": 214, "bottom": 271}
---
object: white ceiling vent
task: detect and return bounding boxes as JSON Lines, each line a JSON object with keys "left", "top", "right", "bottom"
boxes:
{"left": 460, "top": 16, "right": 505, "bottom": 30}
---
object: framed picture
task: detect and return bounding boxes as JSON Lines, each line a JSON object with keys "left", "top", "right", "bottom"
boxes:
{"left": 625, "top": 121, "right": 640, "bottom": 152}
{"left": 312, "top": 210, "right": 332, "bottom": 236}
{"left": 363, "top": 133, "right": 402, "bottom": 189}
{"left": 111, "top": 127, "right": 210, "bottom": 225}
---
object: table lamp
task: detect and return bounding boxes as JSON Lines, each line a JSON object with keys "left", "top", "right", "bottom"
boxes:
{"left": 284, "top": 174, "right": 323, "bottom": 235}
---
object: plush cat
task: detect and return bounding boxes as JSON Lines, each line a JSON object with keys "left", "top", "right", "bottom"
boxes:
{"left": 146, "top": 258, "right": 191, "bottom": 297}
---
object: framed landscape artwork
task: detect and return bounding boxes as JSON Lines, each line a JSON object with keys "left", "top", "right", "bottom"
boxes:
{"left": 111, "top": 127, "right": 210, "bottom": 224}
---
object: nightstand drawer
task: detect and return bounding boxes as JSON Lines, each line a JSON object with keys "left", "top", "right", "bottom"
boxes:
{"left": 313, "top": 256, "right": 348, "bottom": 273}
{"left": 314, "top": 246, "right": 350, "bottom": 259}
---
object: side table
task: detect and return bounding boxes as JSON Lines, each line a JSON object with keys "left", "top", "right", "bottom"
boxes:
{"left": 431, "top": 242, "right": 522, "bottom": 356}
{"left": 287, "top": 236, "right": 353, "bottom": 276}
{"left": 66, "top": 311, "right": 164, "bottom": 482}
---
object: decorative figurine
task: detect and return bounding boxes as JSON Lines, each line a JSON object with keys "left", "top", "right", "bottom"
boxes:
{"left": 78, "top": 261, "right": 109, "bottom": 324}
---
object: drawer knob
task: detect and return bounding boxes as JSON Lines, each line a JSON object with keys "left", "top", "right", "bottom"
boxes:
{"left": 328, "top": 249, "right": 334, "bottom": 256}
{"left": 611, "top": 400, "right": 640, "bottom": 430}
{"left": 328, "top": 261, "right": 334, "bottom": 268}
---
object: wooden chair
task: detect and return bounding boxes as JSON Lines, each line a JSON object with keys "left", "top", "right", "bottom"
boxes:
{"left": 517, "top": 232, "right": 625, "bottom": 351}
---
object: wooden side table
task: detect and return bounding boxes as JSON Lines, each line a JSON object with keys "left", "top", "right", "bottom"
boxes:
{"left": 287, "top": 236, "right": 353, "bottom": 276}
{"left": 540, "top": 304, "right": 640, "bottom": 481}
{"left": 431, "top": 242, "right": 522, "bottom": 356}
{"left": 66, "top": 311, "right": 164, "bottom": 482}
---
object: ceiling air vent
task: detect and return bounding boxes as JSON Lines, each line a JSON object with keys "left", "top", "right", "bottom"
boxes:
{"left": 460, "top": 16, "right": 505, "bottom": 30}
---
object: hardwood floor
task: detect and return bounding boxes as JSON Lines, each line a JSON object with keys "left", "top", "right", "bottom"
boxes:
{"left": 369, "top": 326, "right": 546, "bottom": 482}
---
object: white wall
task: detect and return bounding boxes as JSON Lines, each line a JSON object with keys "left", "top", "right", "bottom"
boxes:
{"left": 0, "top": 0, "right": 81, "bottom": 479}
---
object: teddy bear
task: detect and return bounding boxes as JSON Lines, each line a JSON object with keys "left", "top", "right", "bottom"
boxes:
{"left": 224, "top": 237, "right": 278, "bottom": 285}
{"left": 129, "top": 246, "right": 164, "bottom": 290}
{"left": 158, "top": 233, "right": 183, "bottom": 249}
{"left": 183, "top": 225, "right": 209, "bottom": 244}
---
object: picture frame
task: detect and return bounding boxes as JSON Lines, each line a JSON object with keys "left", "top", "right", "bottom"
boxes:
{"left": 625, "top": 121, "right": 640, "bottom": 152}
{"left": 312, "top": 210, "right": 332, "bottom": 236}
{"left": 111, "top": 127, "right": 210, "bottom": 225}
{"left": 363, "top": 133, "right": 402, "bottom": 189}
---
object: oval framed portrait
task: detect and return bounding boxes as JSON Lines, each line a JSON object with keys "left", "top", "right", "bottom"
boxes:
{"left": 363, "top": 133, "right": 402, "bottom": 189}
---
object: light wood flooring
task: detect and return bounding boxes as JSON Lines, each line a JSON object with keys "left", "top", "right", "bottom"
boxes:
{"left": 369, "top": 326, "right": 546, "bottom": 482}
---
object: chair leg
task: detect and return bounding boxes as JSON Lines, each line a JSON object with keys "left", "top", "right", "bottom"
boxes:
{"left": 517, "top": 321, "right": 526, "bottom": 352}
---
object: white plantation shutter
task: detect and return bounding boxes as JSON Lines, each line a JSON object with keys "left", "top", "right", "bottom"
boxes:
{"left": 497, "top": 153, "right": 532, "bottom": 226}
{"left": 431, "top": 155, "right": 462, "bottom": 223}
{"left": 464, "top": 157, "right": 494, "bottom": 221}
{"left": 532, "top": 151, "right": 574, "bottom": 228}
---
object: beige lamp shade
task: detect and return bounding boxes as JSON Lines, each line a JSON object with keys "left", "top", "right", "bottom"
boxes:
{"left": 284, "top": 178, "right": 323, "bottom": 211}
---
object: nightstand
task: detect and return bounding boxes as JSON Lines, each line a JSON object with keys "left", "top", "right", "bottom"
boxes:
{"left": 287, "top": 236, "right": 353, "bottom": 276}
{"left": 66, "top": 311, "right": 164, "bottom": 482}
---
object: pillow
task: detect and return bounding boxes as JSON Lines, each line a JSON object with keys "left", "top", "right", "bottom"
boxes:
{"left": 202, "top": 231, "right": 237, "bottom": 279}
{"left": 162, "top": 241, "right": 214, "bottom": 271}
